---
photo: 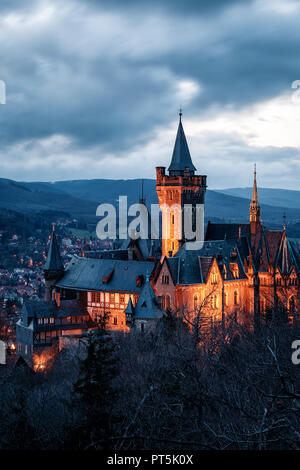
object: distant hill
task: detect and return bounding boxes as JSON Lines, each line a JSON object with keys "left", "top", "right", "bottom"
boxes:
{"left": 1, "top": 178, "right": 300, "bottom": 226}
{"left": 0, "top": 178, "right": 99, "bottom": 222}
{"left": 215, "top": 187, "right": 300, "bottom": 209}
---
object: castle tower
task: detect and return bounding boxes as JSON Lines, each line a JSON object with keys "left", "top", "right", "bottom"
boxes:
{"left": 250, "top": 164, "right": 261, "bottom": 235}
{"left": 44, "top": 224, "right": 64, "bottom": 301}
{"left": 156, "top": 111, "right": 207, "bottom": 257}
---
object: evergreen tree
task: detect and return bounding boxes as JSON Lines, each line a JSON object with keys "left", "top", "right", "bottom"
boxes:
{"left": 70, "top": 314, "right": 120, "bottom": 449}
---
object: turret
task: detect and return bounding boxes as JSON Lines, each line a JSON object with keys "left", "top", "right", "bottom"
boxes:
{"left": 44, "top": 224, "right": 64, "bottom": 301}
{"left": 156, "top": 111, "right": 207, "bottom": 257}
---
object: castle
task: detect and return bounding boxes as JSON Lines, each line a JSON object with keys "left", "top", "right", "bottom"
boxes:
{"left": 16, "top": 113, "right": 300, "bottom": 369}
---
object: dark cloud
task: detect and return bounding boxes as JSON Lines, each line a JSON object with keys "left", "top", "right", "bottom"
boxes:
{"left": 84, "top": 0, "right": 249, "bottom": 15}
{"left": 0, "top": 0, "right": 299, "bottom": 186}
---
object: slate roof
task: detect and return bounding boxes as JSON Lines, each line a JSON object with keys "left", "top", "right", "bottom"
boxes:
{"left": 97, "top": 249, "right": 129, "bottom": 260}
{"left": 56, "top": 255, "right": 155, "bottom": 293}
{"left": 23, "top": 299, "right": 86, "bottom": 319}
{"left": 205, "top": 221, "right": 250, "bottom": 241}
{"left": 289, "top": 239, "right": 300, "bottom": 269}
{"left": 168, "top": 114, "right": 196, "bottom": 175}
{"left": 164, "top": 257, "right": 179, "bottom": 284}
{"left": 125, "top": 297, "right": 134, "bottom": 314}
{"left": 44, "top": 228, "right": 64, "bottom": 271}
{"left": 172, "top": 240, "right": 248, "bottom": 285}
{"left": 250, "top": 229, "right": 284, "bottom": 272}
{"left": 205, "top": 222, "right": 299, "bottom": 275}
{"left": 133, "top": 281, "right": 165, "bottom": 319}
{"left": 273, "top": 233, "right": 300, "bottom": 274}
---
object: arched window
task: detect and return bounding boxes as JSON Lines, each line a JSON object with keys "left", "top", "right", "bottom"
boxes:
{"left": 234, "top": 291, "right": 239, "bottom": 306}
{"left": 210, "top": 294, "right": 218, "bottom": 309}
{"left": 224, "top": 292, "right": 228, "bottom": 307}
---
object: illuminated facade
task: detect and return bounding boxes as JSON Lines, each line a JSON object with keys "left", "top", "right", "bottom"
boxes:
{"left": 154, "top": 116, "right": 300, "bottom": 327}
{"left": 16, "top": 112, "right": 300, "bottom": 369}
{"left": 156, "top": 112, "right": 207, "bottom": 258}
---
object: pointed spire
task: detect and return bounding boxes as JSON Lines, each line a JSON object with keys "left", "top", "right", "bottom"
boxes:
{"left": 44, "top": 224, "right": 64, "bottom": 271}
{"left": 168, "top": 111, "right": 196, "bottom": 175}
{"left": 133, "top": 278, "right": 165, "bottom": 319}
{"left": 250, "top": 164, "right": 261, "bottom": 232}
{"left": 125, "top": 296, "right": 134, "bottom": 315}
{"left": 252, "top": 163, "right": 258, "bottom": 203}
{"left": 283, "top": 212, "right": 286, "bottom": 231}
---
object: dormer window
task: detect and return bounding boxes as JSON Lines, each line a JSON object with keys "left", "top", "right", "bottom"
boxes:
{"left": 230, "top": 263, "right": 239, "bottom": 279}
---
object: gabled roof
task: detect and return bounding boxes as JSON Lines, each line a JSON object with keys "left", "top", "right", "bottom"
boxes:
{"left": 273, "top": 231, "right": 300, "bottom": 274}
{"left": 133, "top": 280, "right": 165, "bottom": 319}
{"left": 251, "top": 228, "right": 283, "bottom": 273}
{"left": 289, "top": 239, "right": 300, "bottom": 272}
{"left": 44, "top": 225, "right": 64, "bottom": 271}
{"left": 173, "top": 240, "right": 247, "bottom": 285}
{"left": 199, "top": 257, "right": 213, "bottom": 282}
{"left": 153, "top": 256, "right": 179, "bottom": 285}
{"left": 56, "top": 255, "right": 155, "bottom": 293}
{"left": 168, "top": 113, "right": 196, "bottom": 175}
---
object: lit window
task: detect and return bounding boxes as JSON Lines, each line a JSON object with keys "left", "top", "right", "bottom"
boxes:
{"left": 162, "top": 295, "right": 170, "bottom": 310}
{"left": 234, "top": 291, "right": 239, "bottom": 306}
{"left": 50, "top": 317, "right": 54, "bottom": 324}
{"left": 114, "top": 317, "right": 118, "bottom": 325}
{"left": 92, "top": 292, "right": 100, "bottom": 303}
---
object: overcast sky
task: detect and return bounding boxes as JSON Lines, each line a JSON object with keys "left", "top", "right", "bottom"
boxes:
{"left": 0, "top": 0, "right": 300, "bottom": 189}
